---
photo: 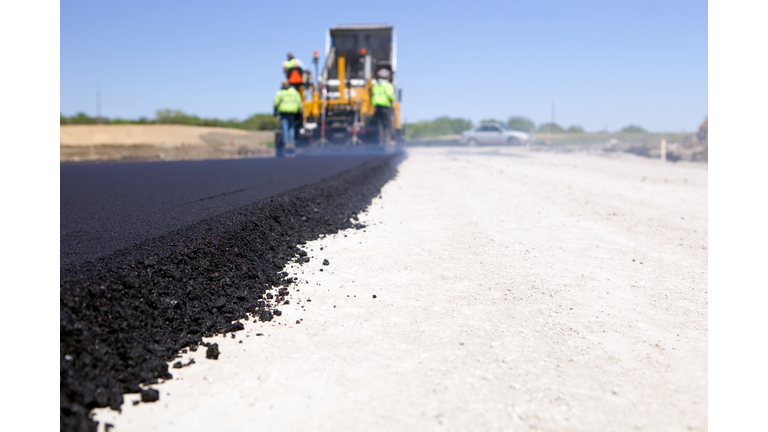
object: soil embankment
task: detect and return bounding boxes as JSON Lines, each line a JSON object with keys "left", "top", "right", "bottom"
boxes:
{"left": 60, "top": 125, "right": 275, "bottom": 162}
{"left": 531, "top": 132, "right": 708, "bottom": 162}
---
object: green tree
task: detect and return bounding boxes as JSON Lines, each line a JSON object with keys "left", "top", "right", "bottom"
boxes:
{"left": 537, "top": 122, "right": 565, "bottom": 133}
{"left": 60, "top": 110, "right": 280, "bottom": 130}
{"left": 566, "top": 125, "right": 585, "bottom": 133}
{"left": 406, "top": 116, "right": 474, "bottom": 139}
{"left": 480, "top": 118, "right": 504, "bottom": 125}
{"left": 156, "top": 109, "right": 193, "bottom": 125}
{"left": 507, "top": 116, "right": 535, "bottom": 132}
{"left": 620, "top": 124, "right": 647, "bottom": 133}
{"left": 242, "top": 113, "right": 280, "bottom": 130}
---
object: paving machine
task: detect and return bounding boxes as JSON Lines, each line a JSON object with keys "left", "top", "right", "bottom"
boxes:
{"left": 276, "top": 24, "right": 403, "bottom": 153}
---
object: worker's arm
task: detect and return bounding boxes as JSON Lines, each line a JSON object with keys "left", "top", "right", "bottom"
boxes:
{"left": 274, "top": 92, "right": 282, "bottom": 115}
{"left": 386, "top": 83, "right": 396, "bottom": 104}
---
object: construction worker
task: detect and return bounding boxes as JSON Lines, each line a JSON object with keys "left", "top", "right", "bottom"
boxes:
{"left": 274, "top": 81, "right": 303, "bottom": 154}
{"left": 283, "top": 53, "right": 305, "bottom": 88}
{"left": 371, "top": 68, "right": 396, "bottom": 145}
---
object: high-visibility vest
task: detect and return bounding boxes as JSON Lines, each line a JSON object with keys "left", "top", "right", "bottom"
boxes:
{"left": 371, "top": 81, "right": 395, "bottom": 107}
{"left": 283, "top": 59, "right": 300, "bottom": 70}
{"left": 274, "top": 87, "right": 302, "bottom": 113}
{"left": 283, "top": 59, "right": 303, "bottom": 84}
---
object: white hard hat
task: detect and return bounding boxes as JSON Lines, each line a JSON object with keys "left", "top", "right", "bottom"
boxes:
{"left": 377, "top": 69, "right": 390, "bottom": 78}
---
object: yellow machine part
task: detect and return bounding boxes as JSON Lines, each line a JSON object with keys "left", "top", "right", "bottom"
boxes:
{"left": 300, "top": 53, "right": 400, "bottom": 129}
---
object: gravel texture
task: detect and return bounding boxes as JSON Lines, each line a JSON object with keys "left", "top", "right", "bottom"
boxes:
{"left": 60, "top": 153, "right": 400, "bottom": 432}
{"left": 95, "top": 147, "right": 707, "bottom": 431}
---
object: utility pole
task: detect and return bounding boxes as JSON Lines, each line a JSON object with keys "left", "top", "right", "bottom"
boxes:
{"left": 551, "top": 100, "right": 555, "bottom": 131}
{"left": 96, "top": 87, "right": 101, "bottom": 124}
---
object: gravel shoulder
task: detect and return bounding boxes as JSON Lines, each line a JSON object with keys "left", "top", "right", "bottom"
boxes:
{"left": 95, "top": 147, "right": 708, "bottom": 431}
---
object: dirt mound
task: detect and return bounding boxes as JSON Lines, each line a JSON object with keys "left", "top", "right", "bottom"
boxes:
{"left": 601, "top": 133, "right": 707, "bottom": 162}
{"left": 529, "top": 133, "right": 708, "bottom": 162}
{"left": 60, "top": 125, "right": 275, "bottom": 162}
{"left": 60, "top": 153, "right": 401, "bottom": 431}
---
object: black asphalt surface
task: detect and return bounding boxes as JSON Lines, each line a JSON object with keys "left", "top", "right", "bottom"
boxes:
{"left": 61, "top": 154, "right": 383, "bottom": 266}
{"left": 61, "top": 152, "right": 402, "bottom": 432}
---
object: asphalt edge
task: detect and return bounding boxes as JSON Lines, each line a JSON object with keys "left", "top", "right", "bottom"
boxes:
{"left": 60, "top": 152, "right": 403, "bottom": 432}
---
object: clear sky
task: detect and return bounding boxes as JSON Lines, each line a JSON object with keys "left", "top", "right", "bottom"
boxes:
{"left": 60, "top": 0, "right": 707, "bottom": 132}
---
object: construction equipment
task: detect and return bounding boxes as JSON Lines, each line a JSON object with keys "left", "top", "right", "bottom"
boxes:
{"left": 275, "top": 24, "right": 403, "bottom": 153}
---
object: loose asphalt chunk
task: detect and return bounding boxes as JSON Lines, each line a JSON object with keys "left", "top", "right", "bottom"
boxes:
{"left": 206, "top": 343, "right": 220, "bottom": 360}
{"left": 60, "top": 153, "right": 401, "bottom": 432}
{"left": 140, "top": 388, "right": 160, "bottom": 403}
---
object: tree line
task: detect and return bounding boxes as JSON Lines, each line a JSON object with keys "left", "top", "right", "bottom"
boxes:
{"left": 405, "top": 116, "right": 648, "bottom": 139}
{"left": 60, "top": 109, "right": 280, "bottom": 131}
{"left": 61, "top": 110, "right": 649, "bottom": 138}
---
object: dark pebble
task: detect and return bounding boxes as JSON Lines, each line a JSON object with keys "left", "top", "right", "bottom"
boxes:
{"left": 140, "top": 388, "right": 160, "bottom": 403}
{"left": 206, "top": 343, "right": 220, "bottom": 360}
{"left": 258, "top": 309, "right": 274, "bottom": 322}
{"left": 296, "top": 320, "right": 301, "bottom": 324}
{"left": 323, "top": 259, "right": 330, "bottom": 266}
{"left": 273, "top": 309, "right": 282, "bottom": 316}
{"left": 373, "top": 295, "right": 377, "bottom": 299}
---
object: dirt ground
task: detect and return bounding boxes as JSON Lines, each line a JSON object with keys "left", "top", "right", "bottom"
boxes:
{"left": 94, "top": 147, "right": 707, "bottom": 431}
{"left": 60, "top": 125, "right": 274, "bottom": 162}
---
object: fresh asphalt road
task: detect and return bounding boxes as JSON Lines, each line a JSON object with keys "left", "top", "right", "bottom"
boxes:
{"left": 60, "top": 154, "right": 384, "bottom": 267}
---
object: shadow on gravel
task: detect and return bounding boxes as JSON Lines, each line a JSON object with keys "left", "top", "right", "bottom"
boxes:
{"left": 60, "top": 152, "right": 404, "bottom": 432}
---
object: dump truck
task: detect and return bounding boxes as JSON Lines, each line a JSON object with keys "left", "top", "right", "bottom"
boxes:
{"left": 276, "top": 24, "right": 403, "bottom": 153}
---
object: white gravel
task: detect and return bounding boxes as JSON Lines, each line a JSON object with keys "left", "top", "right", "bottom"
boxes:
{"left": 95, "top": 147, "right": 708, "bottom": 431}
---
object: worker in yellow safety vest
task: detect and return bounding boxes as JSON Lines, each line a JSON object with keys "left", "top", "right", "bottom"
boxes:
{"left": 283, "top": 53, "right": 305, "bottom": 87}
{"left": 371, "top": 68, "right": 396, "bottom": 145}
{"left": 274, "top": 81, "right": 303, "bottom": 153}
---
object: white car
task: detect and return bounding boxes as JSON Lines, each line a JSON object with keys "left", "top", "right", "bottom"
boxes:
{"left": 460, "top": 123, "right": 532, "bottom": 146}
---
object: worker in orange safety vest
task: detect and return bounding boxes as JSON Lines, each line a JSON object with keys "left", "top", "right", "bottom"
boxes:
{"left": 283, "top": 53, "right": 305, "bottom": 87}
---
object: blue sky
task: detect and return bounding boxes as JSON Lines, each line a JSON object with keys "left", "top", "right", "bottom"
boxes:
{"left": 60, "top": 0, "right": 707, "bottom": 132}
